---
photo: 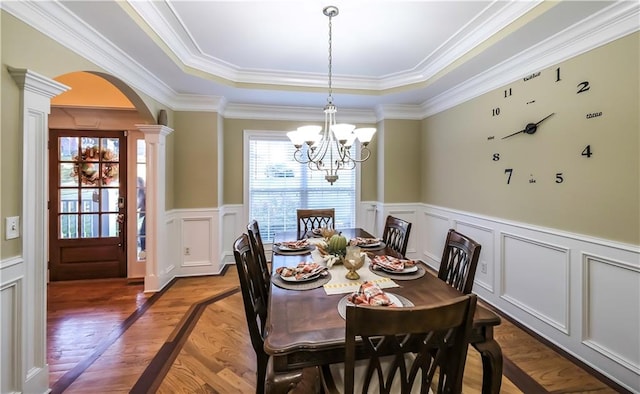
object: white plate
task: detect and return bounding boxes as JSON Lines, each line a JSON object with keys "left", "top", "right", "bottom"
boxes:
{"left": 380, "top": 264, "right": 418, "bottom": 274}
{"left": 280, "top": 271, "right": 321, "bottom": 282}
{"left": 338, "top": 293, "right": 414, "bottom": 319}
{"left": 359, "top": 241, "right": 381, "bottom": 248}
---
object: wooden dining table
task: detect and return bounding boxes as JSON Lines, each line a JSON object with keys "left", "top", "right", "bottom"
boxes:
{"left": 264, "top": 228, "right": 503, "bottom": 394}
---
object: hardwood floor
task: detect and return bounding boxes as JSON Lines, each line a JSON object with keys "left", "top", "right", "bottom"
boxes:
{"left": 46, "top": 268, "right": 627, "bottom": 393}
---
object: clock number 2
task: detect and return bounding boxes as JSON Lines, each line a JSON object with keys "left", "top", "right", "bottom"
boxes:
{"left": 504, "top": 168, "right": 513, "bottom": 184}
{"left": 577, "top": 81, "right": 590, "bottom": 94}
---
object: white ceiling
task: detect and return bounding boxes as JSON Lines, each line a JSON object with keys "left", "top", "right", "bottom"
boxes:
{"left": 4, "top": 1, "right": 638, "bottom": 120}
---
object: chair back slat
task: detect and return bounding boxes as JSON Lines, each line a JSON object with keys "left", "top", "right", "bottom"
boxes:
{"left": 437, "top": 229, "right": 481, "bottom": 294}
{"left": 297, "top": 208, "right": 335, "bottom": 239}
{"left": 247, "top": 219, "right": 271, "bottom": 303}
{"left": 382, "top": 216, "right": 412, "bottom": 257}
{"left": 343, "top": 295, "right": 477, "bottom": 394}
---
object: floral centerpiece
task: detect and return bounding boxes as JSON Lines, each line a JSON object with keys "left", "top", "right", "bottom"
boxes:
{"left": 316, "top": 232, "right": 348, "bottom": 268}
{"left": 71, "top": 146, "right": 118, "bottom": 186}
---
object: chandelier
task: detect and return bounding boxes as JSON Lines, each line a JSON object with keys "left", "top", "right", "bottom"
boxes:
{"left": 287, "top": 5, "right": 376, "bottom": 185}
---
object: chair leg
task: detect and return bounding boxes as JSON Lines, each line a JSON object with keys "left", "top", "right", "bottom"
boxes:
{"left": 265, "top": 356, "right": 312, "bottom": 394}
{"left": 257, "top": 353, "right": 268, "bottom": 394}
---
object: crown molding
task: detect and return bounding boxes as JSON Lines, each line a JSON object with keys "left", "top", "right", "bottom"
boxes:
{"left": 223, "top": 104, "right": 377, "bottom": 124}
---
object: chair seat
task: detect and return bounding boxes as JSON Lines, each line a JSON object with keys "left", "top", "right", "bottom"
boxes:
{"left": 322, "top": 354, "right": 434, "bottom": 394}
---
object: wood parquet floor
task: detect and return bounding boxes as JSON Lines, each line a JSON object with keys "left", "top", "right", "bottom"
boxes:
{"left": 46, "top": 268, "right": 627, "bottom": 393}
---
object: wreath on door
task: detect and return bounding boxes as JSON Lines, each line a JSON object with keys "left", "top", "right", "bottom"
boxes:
{"left": 72, "top": 146, "right": 118, "bottom": 186}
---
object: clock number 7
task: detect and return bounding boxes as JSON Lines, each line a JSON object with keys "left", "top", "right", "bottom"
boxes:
{"left": 505, "top": 168, "right": 513, "bottom": 184}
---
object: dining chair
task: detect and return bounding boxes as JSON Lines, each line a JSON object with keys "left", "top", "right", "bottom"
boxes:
{"left": 320, "top": 294, "right": 477, "bottom": 394}
{"left": 233, "top": 234, "right": 319, "bottom": 394}
{"left": 296, "top": 208, "right": 335, "bottom": 239}
{"left": 247, "top": 219, "right": 271, "bottom": 303}
{"left": 381, "top": 215, "right": 412, "bottom": 257}
{"left": 437, "top": 229, "right": 482, "bottom": 295}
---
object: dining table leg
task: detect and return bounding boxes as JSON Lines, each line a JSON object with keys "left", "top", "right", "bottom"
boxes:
{"left": 471, "top": 326, "right": 503, "bottom": 394}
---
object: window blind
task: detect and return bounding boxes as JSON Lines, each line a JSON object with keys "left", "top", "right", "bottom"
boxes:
{"left": 248, "top": 134, "right": 356, "bottom": 243}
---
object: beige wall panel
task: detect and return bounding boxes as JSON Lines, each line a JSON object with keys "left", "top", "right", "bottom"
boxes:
{"left": 422, "top": 33, "right": 639, "bottom": 245}
{"left": 382, "top": 119, "right": 421, "bottom": 203}
{"left": 173, "top": 111, "right": 219, "bottom": 208}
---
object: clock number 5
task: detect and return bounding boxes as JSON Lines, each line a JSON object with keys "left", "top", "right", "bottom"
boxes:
{"left": 505, "top": 168, "right": 513, "bottom": 184}
{"left": 556, "top": 173, "right": 564, "bottom": 184}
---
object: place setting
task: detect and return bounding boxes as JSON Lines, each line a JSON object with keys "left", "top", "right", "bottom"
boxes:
{"left": 272, "top": 261, "right": 331, "bottom": 290}
{"left": 368, "top": 254, "right": 426, "bottom": 280}
{"left": 349, "top": 236, "right": 386, "bottom": 251}
{"left": 337, "top": 281, "right": 414, "bottom": 319}
{"left": 272, "top": 239, "right": 315, "bottom": 255}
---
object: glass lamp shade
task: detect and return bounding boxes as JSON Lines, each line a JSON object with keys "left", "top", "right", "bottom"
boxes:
{"left": 297, "top": 125, "right": 322, "bottom": 145}
{"left": 354, "top": 127, "right": 376, "bottom": 144}
{"left": 286, "top": 130, "right": 306, "bottom": 147}
{"left": 331, "top": 123, "right": 356, "bottom": 143}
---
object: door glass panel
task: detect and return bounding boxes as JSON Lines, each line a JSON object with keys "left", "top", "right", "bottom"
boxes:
{"left": 59, "top": 136, "right": 78, "bottom": 160}
{"left": 82, "top": 189, "right": 100, "bottom": 212}
{"left": 80, "top": 214, "right": 99, "bottom": 238}
{"left": 102, "top": 138, "right": 119, "bottom": 160}
{"left": 102, "top": 213, "right": 119, "bottom": 237}
{"left": 59, "top": 163, "right": 78, "bottom": 186}
{"left": 59, "top": 214, "right": 78, "bottom": 239}
{"left": 101, "top": 189, "right": 119, "bottom": 212}
{"left": 102, "top": 163, "right": 119, "bottom": 186}
{"left": 60, "top": 190, "right": 79, "bottom": 213}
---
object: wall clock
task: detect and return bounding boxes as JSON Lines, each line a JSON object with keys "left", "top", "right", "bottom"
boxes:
{"left": 487, "top": 64, "right": 602, "bottom": 185}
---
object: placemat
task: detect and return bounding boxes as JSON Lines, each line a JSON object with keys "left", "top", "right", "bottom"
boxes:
{"left": 271, "top": 271, "right": 331, "bottom": 290}
{"left": 368, "top": 263, "right": 426, "bottom": 281}
{"left": 273, "top": 245, "right": 315, "bottom": 255}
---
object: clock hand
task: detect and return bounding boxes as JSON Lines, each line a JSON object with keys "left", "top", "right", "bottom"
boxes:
{"left": 501, "top": 112, "right": 555, "bottom": 139}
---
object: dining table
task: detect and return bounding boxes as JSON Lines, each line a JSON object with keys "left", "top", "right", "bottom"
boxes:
{"left": 264, "top": 228, "right": 503, "bottom": 394}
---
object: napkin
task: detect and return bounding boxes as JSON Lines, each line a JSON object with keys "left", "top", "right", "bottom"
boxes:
{"left": 371, "top": 255, "right": 416, "bottom": 272}
{"left": 277, "top": 240, "right": 309, "bottom": 249}
{"left": 347, "top": 281, "right": 394, "bottom": 306}
{"left": 349, "top": 237, "right": 381, "bottom": 247}
{"left": 276, "top": 262, "right": 325, "bottom": 280}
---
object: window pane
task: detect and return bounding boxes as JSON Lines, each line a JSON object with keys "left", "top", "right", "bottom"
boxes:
{"left": 82, "top": 189, "right": 100, "bottom": 212}
{"left": 60, "top": 214, "right": 78, "bottom": 239}
{"left": 60, "top": 189, "right": 78, "bottom": 213}
{"left": 101, "top": 213, "right": 118, "bottom": 237}
{"left": 80, "top": 214, "right": 99, "bottom": 238}
{"left": 59, "top": 163, "right": 78, "bottom": 186}
{"left": 248, "top": 133, "right": 356, "bottom": 243}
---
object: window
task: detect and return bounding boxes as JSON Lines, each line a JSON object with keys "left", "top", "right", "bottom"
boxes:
{"left": 136, "top": 139, "right": 146, "bottom": 259}
{"left": 246, "top": 131, "right": 358, "bottom": 243}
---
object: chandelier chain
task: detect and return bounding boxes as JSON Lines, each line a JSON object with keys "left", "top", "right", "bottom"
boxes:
{"left": 327, "top": 11, "right": 333, "bottom": 105}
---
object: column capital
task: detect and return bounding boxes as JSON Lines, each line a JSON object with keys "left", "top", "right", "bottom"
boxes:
{"left": 8, "top": 67, "right": 69, "bottom": 98}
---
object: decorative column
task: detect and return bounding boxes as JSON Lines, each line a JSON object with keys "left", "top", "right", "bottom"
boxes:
{"left": 135, "top": 124, "right": 173, "bottom": 292}
{"left": 8, "top": 67, "right": 69, "bottom": 393}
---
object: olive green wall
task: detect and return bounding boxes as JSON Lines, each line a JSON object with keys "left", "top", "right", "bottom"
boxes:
{"left": 173, "top": 111, "right": 219, "bottom": 208}
{"left": 421, "top": 32, "right": 639, "bottom": 245}
{"left": 378, "top": 119, "right": 422, "bottom": 203}
{"left": 1, "top": 11, "right": 171, "bottom": 258}
{"left": 222, "top": 118, "right": 377, "bottom": 205}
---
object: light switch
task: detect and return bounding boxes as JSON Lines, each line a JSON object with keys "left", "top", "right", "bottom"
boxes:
{"left": 5, "top": 216, "right": 20, "bottom": 240}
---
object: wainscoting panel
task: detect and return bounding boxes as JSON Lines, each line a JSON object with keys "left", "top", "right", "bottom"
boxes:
{"left": 420, "top": 210, "right": 451, "bottom": 264}
{"left": 501, "top": 232, "right": 570, "bottom": 334}
{"left": 454, "top": 221, "right": 495, "bottom": 293}
{"left": 416, "top": 203, "right": 640, "bottom": 391}
{"left": 583, "top": 254, "right": 640, "bottom": 375}
{"left": 1, "top": 274, "right": 21, "bottom": 393}
{"left": 181, "top": 217, "right": 214, "bottom": 268}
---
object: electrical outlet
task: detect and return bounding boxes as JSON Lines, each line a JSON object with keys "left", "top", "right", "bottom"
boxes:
{"left": 5, "top": 216, "right": 20, "bottom": 240}
{"left": 480, "top": 262, "right": 487, "bottom": 274}
{"left": 184, "top": 247, "right": 191, "bottom": 256}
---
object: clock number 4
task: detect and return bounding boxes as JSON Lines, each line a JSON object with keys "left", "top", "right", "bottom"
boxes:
{"left": 504, "top": 168, "right": 513, "bottom": 184}
{"left": 582, "top": 145, "right": 593, "bottom": 158}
